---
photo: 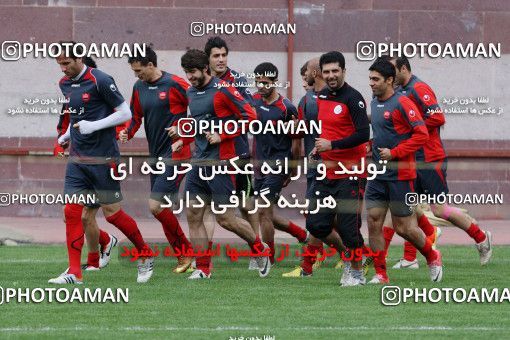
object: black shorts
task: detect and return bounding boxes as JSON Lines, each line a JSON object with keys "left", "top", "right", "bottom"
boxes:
{"left": 235, "top": 172, "right": 254, "bottom": 199}
{"left": 365, "top": 178, "right": 414, "bottom": 217}
{"left": 305, "top": 168, "right": 318, "bottom": 198}
{"left": 305, "top": 177, "right": 366, "bottom": 249}
{"left": 416, "top": 158, "right": 449, "bottom": 196}
{"left": 184, "top": 166, "right": 236, "bottom": 205}
{"left": 254, "top": 174, "right": 287, "bottom": 204}
{"left": 64, "top": 161, "right": 122, "bottom": 207}
{"left": 150, "top": 163, "right": 187, "bottom": 203}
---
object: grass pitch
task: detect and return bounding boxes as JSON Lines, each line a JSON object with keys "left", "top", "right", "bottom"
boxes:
{"left": 0, "top": 243, "right": 509, "bottom": 339}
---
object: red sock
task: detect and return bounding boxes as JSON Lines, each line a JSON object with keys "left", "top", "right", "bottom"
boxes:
{"left": 87, "top": 251, "right": 99, "bottom": 268}
{"left": 301, "top": 244, "right": 319, "bottom": 274}
{"left": 466, "top": 223, "right": 486, "bottom": 243}
{"left": 287, "top": 221, "right": 308, "bottom": 243}
{"left": 155, "top": 209, "right": 193, "bottom": 254}
{"left": 98, "top": 229, "right": 110, "bottom": 251}
{"left": 64, "top": 204, "right": 84, "bottom": 278}
{"left": 106, "top": 209, "right": 146, "bottom": 252}
{"left": 362, "top": 244, "right": 372, "bottom": 256}
{"left": 417, "top": 214, "right": 435, "bottom": 237}
{"left": 383, "top": 226, "right": 395, "bottom": 256}
{"left": 196, "top": 254, "right": 211, "bottom": 276}
{"left": 403, "top": 241, "right": 417, "bottom": 261}
{"left": 267, "top": 240, "right": 275, "bottom": 264}
{"left": 249, "top": 235, "right": 264, "bottom": 253}
{"left": 318, "top": 242, "right": 324, "bottom": 255}
{"left": 373, "top": 248, "right": 388, "bottom": 279}
{"left": 418, "top": 238, "right": 437, "bottom": 264}
{"left": 207, "top": 241, "right": 214, "bottom": 271}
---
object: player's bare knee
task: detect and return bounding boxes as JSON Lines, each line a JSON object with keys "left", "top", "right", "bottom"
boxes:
{"left": 149, "top": 201, "right": 162, "bottom": 217}
{"left": 101, "top": 204, "right": 119, "bottom": 218}
{"left": 238, "top": 204, "right": 249, "bottom": 215}
{"left": 81, "top": 211, "right": 94, "bottom": 229}
{"left": 367, "top": 224, "right": 383, "bottom": 247}
{"left": 430, "top": 203, "right": 445, "bottom": 218}
{"left": 186, "top": 208, "right": 202, "bottom": 226}
{"left": 367, "top": 213, "right": 383, "bottom": 230}
{"left": 215, "top": 215, "right": 234, "bottom": 230}
{"left": 392, "top": 222, "right": 407, "bottom": 236}
{"left": 259, "top": 208, "right": 272, "bottom": 224}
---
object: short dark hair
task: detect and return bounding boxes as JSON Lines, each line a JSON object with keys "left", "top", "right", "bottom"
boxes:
{"left": 53, "top": 41, "right": 84, "bottom": 60}
{"left": 394, "top": 56, "right": 411, "bottom": 72}
{"left": 300, "top": 61, "right": 308, "bottom": 76}
{"left": 181, "top": 49, "right": 210, "bottom": 73}
{"left": 82, "top": 56, "right": 97, "bottom": 68}
{"left": 128, "top": 44, "right": 157, "bottom": 67}
{"left": 204, "top": 36, "right": 229, "bottom": 57}
{"left": 369, "top": 59, "right": 396, "bottom": 82}
{"left": 376, "top": 55, "right": 394, "bottom": 63}
{"left": 254, "top": 62, "right": 278, "bottom": 81}
{"left": 319, "top": 51, "right": 345, "bottom": 70}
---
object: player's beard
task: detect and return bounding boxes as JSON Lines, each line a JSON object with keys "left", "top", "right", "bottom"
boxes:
{"left": 371, "top": 85, "right": 380, "bottom": 97}
{"left": 393, "top": 75, "right": 403, "bottom": 87}
{"left": 326, "top": 75, "right": 341, "bottom": 90}
{"left": 260, "top": 88, "right": 276, "bottom": 101}
{"left": 372, "top": 85, "right": 387, "bottom": 99}
{"left": 195, "top": 73, "right": 207, "bottom": 88}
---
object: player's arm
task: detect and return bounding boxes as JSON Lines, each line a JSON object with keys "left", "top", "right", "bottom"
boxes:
{"left": 222, "top": 86, "right": 257, "bottom": 121}
{"left": 74, "top": 102, "right": 131, "bottom": 135}
{"left": 168, "top": 117, "right": 195, "bottom": 146}
{"left": 122, "top": 87, "right": 144, "bottom": 141}
{"left": 57, "top": 120, "right": 71, "bottom": 146}
{"left": 118, "top": 83, "right": 142, "bottom": 142}
{"left": 215, "top": 87, "right": 257, "bottom": 141}
{"left": 236, "top": 75, "right": 255, "bottom": 106}
{"left": 54, "top": 104, "right": 71, "bottom": 156}
{"left": 413, "top": 83, "right": 445, "bottom": 129}
{"left": 285, "top": 101, "right": 302, "bottom": 158}
{"left": 331, "top": 94, "right": 370, "bottom": 149}
{"left": 315, "top": 94, "right": 370, "bottom": 152}
{"left": 56, "top": 104, "right": 70, "bottom": 138}
{"left": 389, "top": 98, "right": 429, "bottom": 159}
{"left": 166, "top": 79, "right": 195, "bottom": 146}
{"left": 73, "top": 74, "right": 131, "bottom": 135}
{"left": 55, "top": 83, "right": 72, "bottom": 146}
{"left": 167, "top": 76, "right": 195, "bottom": 151}
{"left": 290, "top": 95, "right": 306, "bottom": 139}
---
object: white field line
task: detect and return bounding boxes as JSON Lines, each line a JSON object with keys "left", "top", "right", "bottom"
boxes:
{"left": 0, "top": 326, "right": 508, "bottom": 333}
